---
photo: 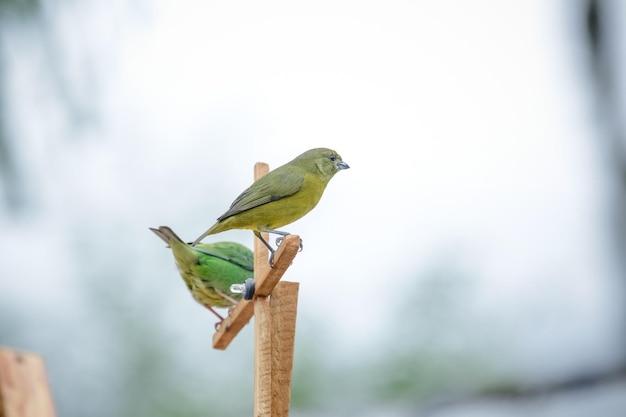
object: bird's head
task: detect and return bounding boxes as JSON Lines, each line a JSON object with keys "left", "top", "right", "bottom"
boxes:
{"left": 298, "top": 148, "right": 349, "bottom": 180}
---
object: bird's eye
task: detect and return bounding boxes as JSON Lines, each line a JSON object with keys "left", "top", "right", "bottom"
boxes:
{"left": 329, "top": 154, "right": 336, "bottom": 162}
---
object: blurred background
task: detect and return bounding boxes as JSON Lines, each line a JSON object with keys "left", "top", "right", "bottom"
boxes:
{"left": 1, "top": 0, "right": 625, "bottom": 416}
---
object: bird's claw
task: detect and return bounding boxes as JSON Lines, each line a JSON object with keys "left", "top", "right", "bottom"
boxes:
{"left": 214, "top": 320, "right": 223, "bottom": 331}
{"left": 268, "top": 236, "right": 303, "bottom": 267}
{"left": 275, "top": 236, "right": 304, "bottom": 252}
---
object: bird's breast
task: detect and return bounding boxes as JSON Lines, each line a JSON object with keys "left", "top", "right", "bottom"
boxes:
{"left": 264, "top": 174, "right": 327, "bottom": 229}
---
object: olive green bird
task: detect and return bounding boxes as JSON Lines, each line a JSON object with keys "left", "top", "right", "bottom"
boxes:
{"left": 192, "top": 147, "right": 349, "bottom": 265}
{"left": 150, "top": 226, "right": 253, "bottom": 324}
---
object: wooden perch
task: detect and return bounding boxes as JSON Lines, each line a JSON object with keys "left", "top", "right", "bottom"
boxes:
{"left": 211, "top": 161, "right": 302, "bottom": 416}
{"left": 269, "top": 281, "right": 299, "bottom": 416}
{"left": 0, "top": 348, "right": 56, "bottom": 417}
{"left": 213, "top": 162, "right": 301, "bottom": 350}
{"left": 210, "top": 161, "right": 301, "bottom": 417}
{"left": 212, "top": 234, "right": 301, "bottom": 350}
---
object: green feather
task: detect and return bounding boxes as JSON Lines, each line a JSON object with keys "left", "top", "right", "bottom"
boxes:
{"left": 150, "top": 226, "right": 253, "bottom": 311}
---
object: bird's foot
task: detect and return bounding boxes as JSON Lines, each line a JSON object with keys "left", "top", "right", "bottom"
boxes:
{"left": 215, "top": 288, "right": 239, "bottom": 306}
{"left": 275, "top": 236, "right": 304, "bottom": 252}
{"left": 214, "top": 319, "right": 224, "bottom": 331}
{"left": 206, "top": 304, "right": 226, "bottom": 327}
{"left": 269, "top": 250, "right": 276, "bottom": 268}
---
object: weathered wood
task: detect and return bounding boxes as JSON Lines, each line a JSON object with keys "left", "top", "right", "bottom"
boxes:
{"left": 212, "top": 233, "right": 301, "bottom": 350}
{"left": 253, "top": 161, "right": 272, "bottom": 416}
{"left": 213, "top": 163, "right": 269, "bottom": 350}
{"left": 254, "top": 295, "right": 272, "bottom": 416}
{"left": 270, "top": 281, "right": 299, "bottom": 417}
{"left": 254, "top": 162, "right": 271, "bottom": 280}
{"left": 254, "top": 282, "right": 300, "bottom": 417}
{"left": 0, "top": 348, "right": 56, "bottom": 417}
{"left": 212, "top": 163, "right": 300, "bottom": 350}
{"left": 212, "top": 160, "right": 300, "bottom": 417}
{"left": 256, "top": 235, "right": 300, "bottom": 296}
{"left": 212, "top": 300, "right": 254, "bottom": 350}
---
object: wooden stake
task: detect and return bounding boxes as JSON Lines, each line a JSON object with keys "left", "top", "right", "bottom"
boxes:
{"left": 270, "top": 281, "right": 299, "bottom": 417}
{"left": 0, "top": 348, "right": 56, "bottom": 417}
{"left": 212, "top": 300, "right": 255, "bottom": 350}
{"left": 212, "top": 163, "right": 300, "bottom": 350}
{"left": 253, "top": 162, "right": 271, "bottom": 276}
{"left": 254, "top": 282, "right": 300, "bottom": 417}
{"left": 212, "top": 235, "right": 300, "bottom": 350}
{"left": 211, "top": 160, "right": 301, "bottom": 416}
{"left": 254, "top": 295, "right": 272, "bottom": 416}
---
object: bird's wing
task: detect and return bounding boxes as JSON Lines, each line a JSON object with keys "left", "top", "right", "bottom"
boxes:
{"left": 208, "top": 242, "right": 254, "bottom": 271}
{"left": 192, "top": 244, "right": 254, "bottom": 271}
{"left": 217, "top": 170, "right": 304, "bottom": 220}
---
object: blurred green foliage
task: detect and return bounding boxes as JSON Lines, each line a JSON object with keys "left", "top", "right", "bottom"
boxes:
{"left": 0, "top": 0, "right": 40, "bottom": 15}
{"left": 1, "top": 1, "right": 624, "bottom": 416}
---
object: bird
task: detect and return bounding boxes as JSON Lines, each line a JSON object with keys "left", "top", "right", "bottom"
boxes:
{"left": 191, "top": 147, "right": 349, "bottom": 265}
{"left": 150, "top": 226, "right": 253, "bottom": 325}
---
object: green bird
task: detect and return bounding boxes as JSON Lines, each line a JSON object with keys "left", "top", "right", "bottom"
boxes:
{"left": 192, "top": 147, "right": 349, "bottom": 265}
{"left": 150, "top": 226, "right": 253, "bottom": 323}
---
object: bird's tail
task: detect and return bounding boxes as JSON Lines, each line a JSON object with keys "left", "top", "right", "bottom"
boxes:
{"left": 150, "top": 226, "right": 185, "bottom": 245}
{"left": 150, "top": 226, "right": 199, "bottom": 267}
{"left": 191, "top": 225, "right": 217, "bottom": 246}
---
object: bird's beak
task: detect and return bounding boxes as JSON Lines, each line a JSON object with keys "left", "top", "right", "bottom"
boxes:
{"left": 337, "top": 161, "right": 350, "bottom": 170}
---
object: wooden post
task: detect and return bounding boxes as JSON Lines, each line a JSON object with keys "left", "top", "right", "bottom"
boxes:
{"left": 252, "top": 162, "right": 300, "bottom": 417}
{"left": 270, "top": 281, "right": 299, "bottom": 417}
{"left": 211, "top": 235, "right": 300, "bottom": 350}
{"left": 253, "top": 160, "right": 273, "bottom": 417}
{"left": 0, "top": 348, "right": 57, "bottom": 417}
{"left": 254, "top": 282, "right": 299, "bottom": 417}
{"left": 211, "top": 161, "right": 301, "bottom": 416}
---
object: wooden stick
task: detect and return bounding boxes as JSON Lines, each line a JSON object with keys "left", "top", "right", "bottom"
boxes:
{"left": 212, "top": 301, "right": 254, "bottom": 350}
{"left": 255, "top": 235, "right": 300, "bottom": 296}
{"left": 252, "top": 162, "right": 273, "bottom": 298}
{"left": 254, "top": 295, "right": 272, "bottom": 416}
{"left": 213, "top": 162, "right": 269, "bottom": 350}
{"left": 212, "top": 237, "right": 301, "bottom": 349}
{"left": 251, "top": 162, "right": 300, "bottom": 416}
{"left": 212, "top": 163, "right": 300, "bottom": 350}
{"left": 0, "top": 348, "right": 56, "bottom": 417}
{"left": 271, "top": 281, "right": 300, "bottom": 417}
{"left": 211, "top": 160, "right": 300, "bottom": 417}
{"left": 253, "top": 161, "right": 272, "bottom": 416}
{"left": 254, "top": 163, "right": 271, "bottom": 276}
{"left": 254, "top": 282, "right": 300, "bottom": 417}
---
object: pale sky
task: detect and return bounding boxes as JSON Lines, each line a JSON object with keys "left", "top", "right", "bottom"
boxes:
{"left": 1, "top": 0, "right": 622, "bottom": 386}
